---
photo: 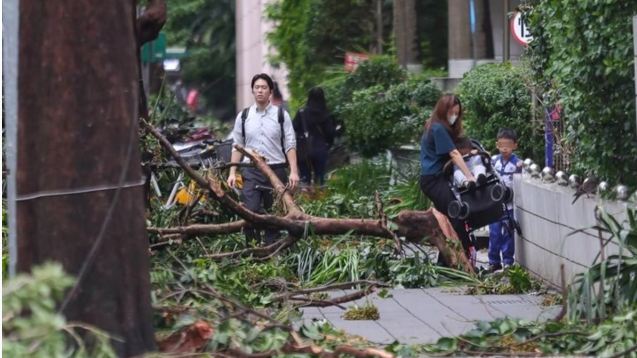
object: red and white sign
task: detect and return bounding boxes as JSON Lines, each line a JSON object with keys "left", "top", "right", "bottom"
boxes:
{"left": 511, "top": 11, "right": 533, "bottom": 46}
{"left": 344, "top": 52, "right": 370, "bottom": 73}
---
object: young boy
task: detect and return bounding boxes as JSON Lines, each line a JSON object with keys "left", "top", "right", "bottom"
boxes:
{"left": 488, "top": 128, "right": 523, "bottom": 272}
{"left": 453, "top": 137, "right": 487, "bottom": 190}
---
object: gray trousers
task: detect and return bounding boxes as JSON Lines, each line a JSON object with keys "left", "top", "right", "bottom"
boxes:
{"left": 241, "top": 166, "right": 288, "bottom": 246}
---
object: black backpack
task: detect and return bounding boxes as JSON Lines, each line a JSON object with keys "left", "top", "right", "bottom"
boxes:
{"left": 241, "top": 106, "right": 287, "bottom": 160}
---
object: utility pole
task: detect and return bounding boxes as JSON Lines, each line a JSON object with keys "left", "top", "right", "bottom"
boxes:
{"left": 16, "top": 0, "right": 156, "bottom": 356}
{"left": 3, "top": 0, "right": 19, "bottom": 278}
{"left": 503, "top": 0, "right": 510, "bottom": 62}
{"left": 633, "top": 15, "right": 637, "bottom": 143}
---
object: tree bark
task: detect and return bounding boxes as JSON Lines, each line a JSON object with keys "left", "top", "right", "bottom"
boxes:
{"left": 136, "top": 0, "right": 167, "bottom": 47}
{"left": 395, "top": 209, "right": 473, "bottom": 271}
{"left": 16, "top": 0, "right": 156, "bottom": 356}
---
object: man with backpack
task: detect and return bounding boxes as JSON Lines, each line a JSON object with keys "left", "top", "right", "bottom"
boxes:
{"left": 227, "top": 73, "right": 299, "bottom": 246}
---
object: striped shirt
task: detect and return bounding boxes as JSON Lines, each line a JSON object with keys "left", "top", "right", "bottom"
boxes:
{"left": 493, "top": 153, "right": 522, "bottom": 188}
{"left": 493, "top": 153, "right": 522, "bottom": 210}
{"left": 231, "top": 103, "right": 296, "bottom": 165}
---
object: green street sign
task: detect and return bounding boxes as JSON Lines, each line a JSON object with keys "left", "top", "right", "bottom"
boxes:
{"left": 141, "top": 33, "right": 167, "bottom": 63}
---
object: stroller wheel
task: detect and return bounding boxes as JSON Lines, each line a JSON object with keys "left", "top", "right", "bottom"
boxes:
{"left": 448, "top": 200, "right": 462, "bottom": 219}
{"left": 503, "top": 187, "right": 514, "bottom": 203}
{"left": 491, "top": 183, "right": 505, "bottom": 202}
{"left": 458, "top": 202, "right": 470, "bottom": 220}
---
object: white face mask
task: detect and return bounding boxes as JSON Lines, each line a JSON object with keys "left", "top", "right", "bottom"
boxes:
{"left": 448, "top": 115, "right": 458, "bottom": 126}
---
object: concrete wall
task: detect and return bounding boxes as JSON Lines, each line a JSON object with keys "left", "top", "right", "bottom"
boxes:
{"left": 236, "top": 0, "right": 291, "bottom": 111}
{"left": 512, "top": 174, "right": 634, "bottom": 288}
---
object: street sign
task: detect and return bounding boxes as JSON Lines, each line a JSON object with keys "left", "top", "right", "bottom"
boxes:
{"left": 141, "top": 33, "right": 167, "bottom": 63}
{"left": 344, "top": 52, "right": 369, "bottom": 73}
{"left": 511, "top": 11, "right": 533, "bottom": 46}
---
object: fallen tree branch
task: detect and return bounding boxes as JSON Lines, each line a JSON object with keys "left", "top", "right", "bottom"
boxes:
{"left": 287, "top": 287, "right": 379, "bottom": 308}
{"left": 153, "top": 305, "right": 193, "bottom": 314}
{"left": 272, "top": 281, "right": 389, "bottom": 309}
{"left": 374, "top": 190, "right": 387, "bottom": 229}
{"left": 149, "top": 238, "right": 182, "bottom": 250}
{"left": 396, "top": 209, "right": 474, "bottom": 274}
{"left": 273, "top": 280, "right": 389, "bottom": 302}
{"left": 148, "top": 220, "right": 247, "bottom": 237}
{"left": 228, "top": 341, "right": 395, "bottom": 358}
{"left": 144, "top": 121, "right": 474, "bottom": 274}
{"left": 554, "top": 263, "right": 567, "bottom": 322}
{"left": 375, "top": 190, "right": 403, "bottom": 255}
{"left": 199, "top": 283, "right": 283, "bottom": 325}
{"left": 286, "top": 297, "right": 347, "bottom": 310}
{"left": 203, "top": 235, "right": 300, "bottom": 261}
{"left": 179, "top": 190, "right": 205, "bottom": 226}
{"left": 233, "top": 144, "right": 302, "bottom": 217}
{"left": 189, "top": 209, "right": 220, "bottom": 218}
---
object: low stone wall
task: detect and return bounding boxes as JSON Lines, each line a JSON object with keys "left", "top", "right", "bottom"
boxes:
{"left": 513, "top": 173, "right": 634, "bottom": 288}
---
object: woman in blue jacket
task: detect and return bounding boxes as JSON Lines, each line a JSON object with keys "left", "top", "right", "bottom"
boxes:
{"left": 420, "top": 94, "right": 475, "bottom": 262}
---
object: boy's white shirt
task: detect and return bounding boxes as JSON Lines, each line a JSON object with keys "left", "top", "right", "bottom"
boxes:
{"left": 493, "top": 153, "right": 521, "bottom": 210}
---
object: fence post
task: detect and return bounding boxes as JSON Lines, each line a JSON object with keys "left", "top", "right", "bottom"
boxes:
{"left": 544, "top": 94, "right": 554, "bottom": 168}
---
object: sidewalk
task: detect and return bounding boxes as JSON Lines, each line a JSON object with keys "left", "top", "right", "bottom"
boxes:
{"left": 300, "top": 287, "right": 561, "bottom": 345}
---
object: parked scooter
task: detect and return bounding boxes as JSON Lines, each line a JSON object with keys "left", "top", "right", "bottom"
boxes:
{"left": 143, "top": 112, "right": 244, "bottom": 210}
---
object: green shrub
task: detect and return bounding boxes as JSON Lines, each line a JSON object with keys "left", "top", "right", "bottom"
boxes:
{"left": 310, "top": 56, "right": 407, "bottom": 120}
{"left": 523, "top": 0, "right": 637, "bottom": 185}
{"left": 456, "top": 63, "right": 543, "bottom": 162}
{"left": 3, "top": 263, "right": 116, "bottom": 357}
{"left": 341, "top": 76, "right": 441, "bottom": 157}
{"left": 339, "top": 55, "right": 408, "bottom": 106}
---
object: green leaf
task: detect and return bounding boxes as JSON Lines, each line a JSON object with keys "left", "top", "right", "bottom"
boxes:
{"left": 435, "top": 337, "right": 458, "bottom": 351}
{"left": 301, "top": 324, "right": 325, "bottom": 341}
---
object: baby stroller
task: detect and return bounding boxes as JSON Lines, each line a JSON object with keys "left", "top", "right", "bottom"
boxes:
{"left": 442, "top": 139, "right": 521, "bottom": 267}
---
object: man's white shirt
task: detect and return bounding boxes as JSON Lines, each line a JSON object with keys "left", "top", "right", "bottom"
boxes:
{"left": 231, "top": 103, "right": 296, "bottom": 165}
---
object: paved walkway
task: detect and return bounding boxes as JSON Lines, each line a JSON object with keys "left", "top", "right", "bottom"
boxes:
{"left": 300, "top": 287, "right": 561, "bottom": 345}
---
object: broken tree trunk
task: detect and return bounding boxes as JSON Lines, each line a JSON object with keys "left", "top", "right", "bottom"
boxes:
{"left": 16, "top": 0, "right": 156, "bottom": 356}
{"left": 145, "top": 123, "right": 475, "bottom": 275}
{"left": 395, "top": 209, "right": 473, "bottom": 271}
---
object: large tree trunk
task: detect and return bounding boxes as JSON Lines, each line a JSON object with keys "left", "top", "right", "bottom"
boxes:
{"left": 16, "top": 0, "right": 156, "bottom": 356}
{"left": 393, "top": 0, "right": 419, "bottom": 66}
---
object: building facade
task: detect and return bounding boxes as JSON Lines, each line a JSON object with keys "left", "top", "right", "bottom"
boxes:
{"left": 448, "top": 0, "right": 525, "bottom": 78}
{"left": 235, "top": 0, "right": 291, "bottom": 110}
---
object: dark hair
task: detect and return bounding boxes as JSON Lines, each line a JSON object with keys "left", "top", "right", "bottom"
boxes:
{"left": 272, "top": 81, "right": 283, "bottom": 100}
{"left": 424, "top": 94, "right": 464, "bottom": 141}
{"left": 305, "top": 87, "right": 327, "bottom": 111}
{"left": 454, "top": 136, "right": 473, "bottom": 151}
{"left": 251, "top": 73, "right": 274, "bottom": 91}
{"left": 497, "top": 128, "right": 518, "bottom": 142}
